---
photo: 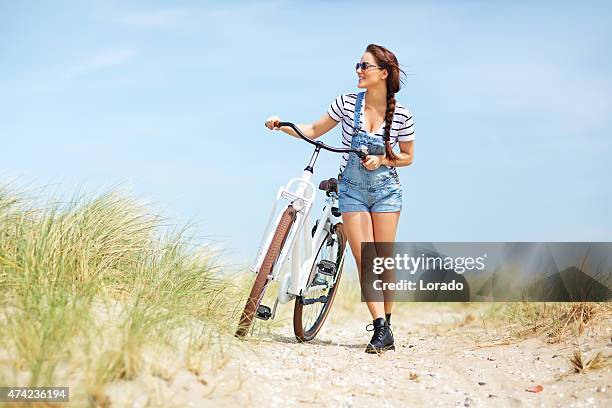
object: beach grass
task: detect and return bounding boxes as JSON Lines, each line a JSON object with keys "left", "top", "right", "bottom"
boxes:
{"left": 501, "top": 301, "right": 612, "bottom": 342}
{"left": 0, "top": 184, "right": 242, "bottom": 404}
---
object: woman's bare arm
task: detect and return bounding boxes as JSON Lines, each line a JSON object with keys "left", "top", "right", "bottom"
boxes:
{"left": 382, "top": 141, "right": 414, "bottom": 167}
{"left": 265, "top": 113, "right": 339, "bottom": 140}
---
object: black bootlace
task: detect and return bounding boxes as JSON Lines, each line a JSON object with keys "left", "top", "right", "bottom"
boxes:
{"left": 366, "top": 323, "right": 385, "bottom": 342}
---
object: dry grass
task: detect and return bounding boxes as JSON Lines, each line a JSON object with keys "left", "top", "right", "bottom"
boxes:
{"left": 568, "top": 349, "right": 609, "bottom": 373}
{"left": 503, "top": 302, "right": 612, "bottom": 343}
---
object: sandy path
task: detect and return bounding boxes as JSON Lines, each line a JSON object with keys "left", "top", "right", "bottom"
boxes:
{"left": 104, "top": 303, "right": 611, "bottom": 407}
{"left": 201, "top": 303, "right": 611, "bottom": 408}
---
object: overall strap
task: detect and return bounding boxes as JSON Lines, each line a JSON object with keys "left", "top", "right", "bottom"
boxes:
{"left": 353, "top": 91, "right": 365, "bottom": 135}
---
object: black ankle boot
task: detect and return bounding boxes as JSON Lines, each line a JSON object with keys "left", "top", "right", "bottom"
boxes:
{"left": 365, "top": 317, "right": 395, "bottom": 354}
{"left": 385, "top": 313, "right": 394, "bottom": 339}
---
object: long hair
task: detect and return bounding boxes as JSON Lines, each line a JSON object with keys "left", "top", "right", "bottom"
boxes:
{"left": 365, "top": 44, "right": 407, "bottom": 164}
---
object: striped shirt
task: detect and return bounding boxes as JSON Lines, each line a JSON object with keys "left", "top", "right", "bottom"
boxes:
{"left": 327, "top": 92, "right": 415, "bottom": 173}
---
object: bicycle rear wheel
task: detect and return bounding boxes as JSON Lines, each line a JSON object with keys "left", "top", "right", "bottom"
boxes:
{"left": 293, "top": 223, "right": 346, "bottom": 342}
{"left": 235, "top": 205, "right": 297, "bottom": 338}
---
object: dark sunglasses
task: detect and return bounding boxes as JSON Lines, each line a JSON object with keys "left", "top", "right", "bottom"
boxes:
{"left": 355, "top": 61, "right": 383, "bottom": 71}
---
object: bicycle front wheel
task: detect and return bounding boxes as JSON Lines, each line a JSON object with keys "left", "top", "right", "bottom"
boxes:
{"left": 293, "top": 223, "right": 346, "bottom": 342}
{"left": 235, "top": 205, "right": 297, "bottom": 338}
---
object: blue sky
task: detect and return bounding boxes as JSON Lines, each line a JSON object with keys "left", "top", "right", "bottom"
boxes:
{"left": 1, "top": 1, "right": 611, "bottom": 270}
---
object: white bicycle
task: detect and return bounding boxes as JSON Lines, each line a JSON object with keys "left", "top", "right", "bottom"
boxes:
{"left": 235, "top": 122, "right": 382, "bottom": 341}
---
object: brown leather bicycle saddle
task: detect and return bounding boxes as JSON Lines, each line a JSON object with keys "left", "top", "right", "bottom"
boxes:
{"left": 318, "top": 178, "right": 338, "bottom": 194}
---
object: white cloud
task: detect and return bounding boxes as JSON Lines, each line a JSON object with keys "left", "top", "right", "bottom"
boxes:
{"left": 63, "top": 48, "right": 138, "bottom": 80}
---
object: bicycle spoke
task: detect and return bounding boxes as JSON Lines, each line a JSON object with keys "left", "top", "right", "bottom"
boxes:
{"left": 299, "top": 232, "right": 338, "bottom": 333}
{"left": 294, "top": 222, "right": 346, "bottom": 342}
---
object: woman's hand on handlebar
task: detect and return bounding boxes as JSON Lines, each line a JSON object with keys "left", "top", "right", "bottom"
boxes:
{"left": 265, "top": 115, "right": 281, "bottom": 130}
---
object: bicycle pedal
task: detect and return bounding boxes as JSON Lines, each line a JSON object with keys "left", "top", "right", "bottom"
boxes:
{"left": 255, "top": 304, "right": 272, "bottom": 321}
{"left": 317, "top": 260, "right": 336, "bottom": 276}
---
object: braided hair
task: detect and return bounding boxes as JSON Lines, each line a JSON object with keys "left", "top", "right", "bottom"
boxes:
{"left": 365, "top": 44, "right": 406, "bottom": 164}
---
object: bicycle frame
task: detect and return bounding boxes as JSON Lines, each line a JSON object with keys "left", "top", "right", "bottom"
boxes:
{"left": 248, "top": 122, "right": 368, "bottom": 320}
{"left": 249, "top": 167, "right": 343, "bottom": 304}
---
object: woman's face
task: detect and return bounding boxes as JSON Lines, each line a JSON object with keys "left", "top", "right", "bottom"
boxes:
{"left": 357, "top": 52, "right": 386, "bottom": 89}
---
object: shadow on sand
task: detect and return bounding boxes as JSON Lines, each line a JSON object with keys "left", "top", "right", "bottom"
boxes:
{"left": 267, "top": 333, "right": 365, "bottom": 349}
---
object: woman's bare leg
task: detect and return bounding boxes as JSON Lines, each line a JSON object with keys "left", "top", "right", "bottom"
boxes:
{"left": 371, "top": 211, "right": 401, "bottom": 315}
{"left": 341, "top": 211, "right": 385, "bottom": 320}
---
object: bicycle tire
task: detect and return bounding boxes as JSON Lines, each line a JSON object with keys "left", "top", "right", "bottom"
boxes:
{"left": 293, "top": 223, "right": 346, "bottom": 342}
{"left": 235, "top": 205, "right": 297, "bottom": 338}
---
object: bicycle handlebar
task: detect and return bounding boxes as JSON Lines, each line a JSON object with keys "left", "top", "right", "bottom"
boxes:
{"left": 278, "top": 121, "right": 368, "bottom": 159}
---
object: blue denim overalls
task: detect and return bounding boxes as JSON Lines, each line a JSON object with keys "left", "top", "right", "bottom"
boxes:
{"left": 337, "top": 91, "right": 402, "bottom": 213}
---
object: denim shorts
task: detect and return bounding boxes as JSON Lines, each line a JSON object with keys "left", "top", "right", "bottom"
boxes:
{"left": 338, "top": 174, "right": 402, "bottom": 213}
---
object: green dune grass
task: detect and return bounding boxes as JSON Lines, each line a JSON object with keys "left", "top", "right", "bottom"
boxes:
{"left": 0, "top": 184, "right": 243, "bottom": 404}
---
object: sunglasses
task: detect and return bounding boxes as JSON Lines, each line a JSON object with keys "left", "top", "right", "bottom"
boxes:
{"left": 355, "top": 61, "right": 383, "bottom": 71}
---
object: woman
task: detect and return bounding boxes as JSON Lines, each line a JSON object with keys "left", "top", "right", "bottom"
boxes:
{"left": 265, "top": 44, "right": 415, "bottom": 354}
